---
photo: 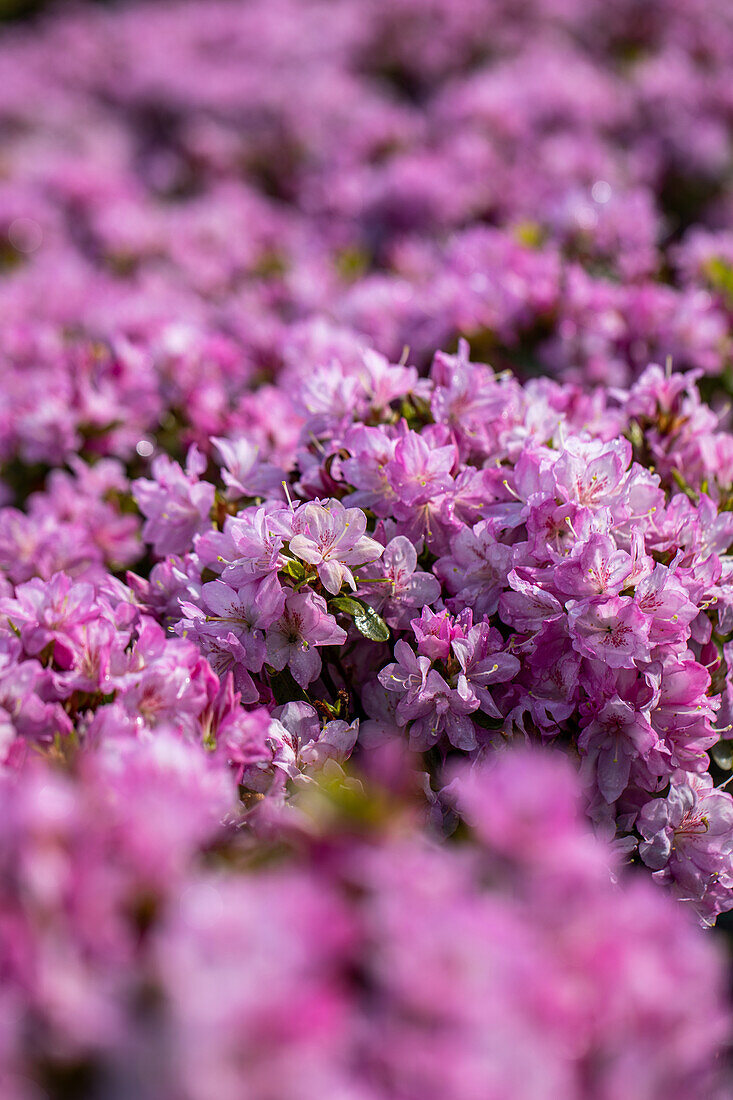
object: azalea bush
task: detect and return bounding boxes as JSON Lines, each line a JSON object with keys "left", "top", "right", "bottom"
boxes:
{"left": 2, "top": 0, "right": 733, "bottom": 1095}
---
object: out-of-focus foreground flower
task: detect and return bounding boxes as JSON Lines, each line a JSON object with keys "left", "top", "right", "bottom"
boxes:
{"left": 0, "top": 744, "right": 729, "bottom": 1100}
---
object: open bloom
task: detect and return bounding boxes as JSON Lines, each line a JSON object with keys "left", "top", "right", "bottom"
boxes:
{"left": 288, "top": 499, "right": 383, "bottom": 594}
{"left": 379, "top": 636, "right": 480, "bottom": 751}
{"left": 452, "top": 622, "right": 521, "bottom": 719}
{"left": 567, "top": 596, "right": 651, "bottom": 668}
{"left": 265, "top": 590, "right": 347, "bottom": 688}
{"left": 359, "top": 535, "right": 440, "bottom": 628}
{"left": 133, "top": 446, "right": 215, "bottom": 557}
{"left": 180, "top": 576, "right": 285, "bottom": 673}
{"left": 578, "top": 696, "right": 662, "bottom": 803}
{"left": 638, "top": 773, "right": 733, "bottom": 924}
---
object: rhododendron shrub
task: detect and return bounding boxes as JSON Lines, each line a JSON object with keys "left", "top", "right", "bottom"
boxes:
{"left": 0, "top": 745, "right": 729, "bottom": 1100}
{"left": 120, "top": 350, "right": 733, "bottom": 927}
{"left": 2, "top": 0, "right": 733, "bottom": 1092}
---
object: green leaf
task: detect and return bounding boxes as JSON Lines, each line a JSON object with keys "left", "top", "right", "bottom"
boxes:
{"left": 330, "top": 595, "right": 363, "bottom": 617}
{"left": 353, "top": 604, "right": 390, "bottom": 642}
{"left": 282, "top": 559, "right": 306, "bottom": 582}
{"left": 331, "top": 597, "right": 390, "bottom": 642}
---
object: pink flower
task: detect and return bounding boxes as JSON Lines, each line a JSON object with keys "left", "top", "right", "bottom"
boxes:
{"left": 180, "top": 576, "right": 285, "bottom": 673}
{"left": 451, "top": 622, "right": 520, "bottom": 719}
{"left": 552, "top": 438, "right": 631, "bottom": 507}
{"left": 288, "top": 499, "right": 383, "bottom": 595}
{"left": 133, "top": 446, "right": 215, "bottom": 557}
{"left": 410, "top": 606, "right": 469, "bottom": 663}
{"left": 266, "top": 590, "right": 347, "bottom": 688}
{"left": 639, "top": 773, "right": 733, "bottom": 924}
{"left": 359, "top": 535, "right": 440, "bottom": 629}
{"left": 554, "top": 533, "right": 635, "bottom": 598}
{"left": 212, "top": 436, "right": 284, "bottom": 500}
{"left": 0, "top": 573, "right": 97, "bottom": 668}
{"left": 567, "top": 596, "right": 651, "bottom": 668}
{"left": 386, "top": 428, "right": 456, "bottom": 507}
{"left": 499, "top": 569, "right": 564, "bottom": 632}
{"left": 578, "top": 696, "right": 662, "bottom": 803}
{"left": 435, "top": 520, "right": 514, "bottom": 617}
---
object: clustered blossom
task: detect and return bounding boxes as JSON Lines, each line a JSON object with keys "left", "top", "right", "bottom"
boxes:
{"left": 0, "top": 746, "right": 729, "bottom": 1100}
{"left": 0, "top": 0, "right": 732, "bottom": 480}
{"left": 0, "top": 566, "right": 363, "bottom": 801}
{"left": 3, "top": 0, "right": 733, "bottom": 1092}
{"left": 121, "top": 340, "right": 733, "bottom": 927}
{"left": 172, "top": 493, "right": 383, "bottom": 705}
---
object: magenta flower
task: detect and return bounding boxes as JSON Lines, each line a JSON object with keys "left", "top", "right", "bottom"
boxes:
{"left": 435, "top": 520, "right": 514, "bottom": 617}
{"left": 567, "top": 596, "right": 651, "bottom": 668}
{"left": 451, "top": 622, "right": 520, "bottom": 719}
{"left": 0, "top": 573, "right": 97, "bottom": 668}
{"left": 223, "top": 504, "right": 290, "bottom": 580}
{"left": 0, "top": 640, "right": 71, "bottom": 754}
{"left": 212, "top": 436, "right": 284, "bottom": 500}
{"left": 638, "top": 773, "right": 733, "bottom": 924}
{"left": 385, "top": 428, "right": 456, "bottom": 507}
{"left": 378, "top": 639, "right": 431, "bottom": 712}
{"left": 180, "top": 575, "right": 285, "bottom": 673}
{"left": 499, "top": 569, "right": 564, "bottom": 633}
{"left": 410, "top": 606, "right": 468, "bottom": 662}
{"left": 378, "top": 635, "right": 480, "bottom": 751}
{"left": 554, "top": 533, "right": 635, "bottom": 598}
{"left": 268, "top": 701, "right": 360, "bottom": 778}
{"left": 266, "top": 590, "right": 347, "bottom": 688}
{"left": 578, "top": 696, "right": 662, "bottom": 803}
{"left": 133, "top": 446, "right": 215, "bottom": 557}
{"left": 652, "top": 661, "right": 718, "bottom": 770}
{"left": 634, "top": 564, "right": 699, "bottom": 648}
{"left": 341, "top": 424, "right": 398, "bottom": 517}
{"left": 359, "top": 535, "right": 440, "bottom": 629}
{"left": 552, "top": 438, "right": 631, "bottom": 507}
{"left": 288, "top": 498, "right": 383, "bottom": 594}
{"left": 4, "top": 4, "right": 733, "bottom": 1059}
{"left": 407, "top": 669, "right": 479, "bottom": 751}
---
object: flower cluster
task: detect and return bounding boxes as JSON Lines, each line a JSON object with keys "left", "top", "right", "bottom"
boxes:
{"left": 0, "top": 563, "right": 369, "bottom": 802}
{"left": 0, "top": 0, "right": 731, "bottom": 483}
{"left": 126, "top": 344, "right": 733, "bottom": 925}
{"left": 0, "top": 745, "right": 728, "bottom": 1100}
